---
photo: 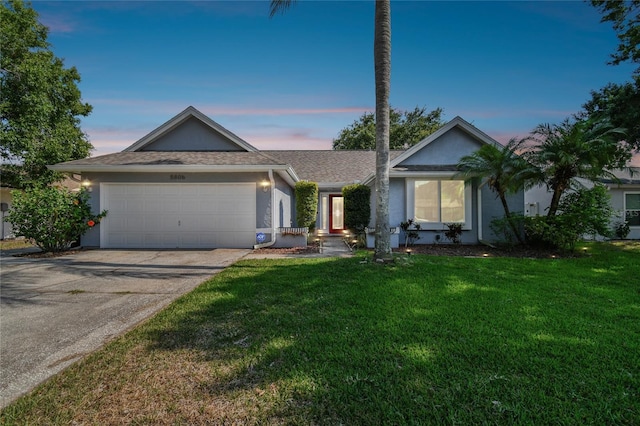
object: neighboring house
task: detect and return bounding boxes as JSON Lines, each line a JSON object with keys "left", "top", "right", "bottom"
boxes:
{"left": 0, "top": 184, "right": 13, "bottom": 239}
{"left": 49, "top": 106, "right": 523, "bottom": 249}
{"left": 525, "top": 168, "right": 640, "bottom": 240}
{"left": 603, "top": 169, "right": 640, "bottom": 239}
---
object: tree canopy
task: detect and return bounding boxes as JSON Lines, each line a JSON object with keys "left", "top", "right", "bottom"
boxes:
{"left": 1, "top": 0, "right": 93, "bottom": 189}
{"left": 582, "top": 1, "right": 640, "bottom": 152}
{"left": 581, "top": 80, "right": 640, "bottom": 150}
{"left": 332, "top": 106, "right": 444, "bottom": 150}
{"left": 591, "top": 0, "right": 640, "bottom": 74}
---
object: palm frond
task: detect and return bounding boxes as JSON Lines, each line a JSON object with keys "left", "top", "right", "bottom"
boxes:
{"left": 269, "top": 0, "right": 296, "bottom": 18}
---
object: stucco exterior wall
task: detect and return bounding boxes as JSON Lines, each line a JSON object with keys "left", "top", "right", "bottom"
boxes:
{"left": 398, "top": 128, "right": 484, "bottom": 166}
{"left": 481, "top": 185, "right": 525, "bottom": 244}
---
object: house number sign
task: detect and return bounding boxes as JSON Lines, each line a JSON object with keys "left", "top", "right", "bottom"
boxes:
{"left": 170, "top": 174, "right": 186, "bottom": 180}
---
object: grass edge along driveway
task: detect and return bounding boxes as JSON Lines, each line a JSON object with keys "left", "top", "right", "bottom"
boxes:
{"left": 2, "top": 242, "right": 639, "bottom": 425}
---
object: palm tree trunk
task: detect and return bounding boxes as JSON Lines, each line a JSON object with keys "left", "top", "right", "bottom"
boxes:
{"left": 547, "top": 183, "right": 565, "bottom": 217}
{"left": 373, "top": 0, "right": 392, "bottom": 261}
{"left": 499, "top": 194, "right": 524, "bottom": 244}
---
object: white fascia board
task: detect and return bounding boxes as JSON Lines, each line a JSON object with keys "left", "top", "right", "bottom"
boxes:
{"left": 123, "top": 106, "right": 258, "bottom": 152}
{"left": 362, "top": 171, "right": 458, "bottom": 185}
{"left": 48, "top": 164, "right": 291, "bottom": 174}
{"left": 389, "top": 171, "right": 459, "bottom": 179}
{"left": 276, "top": 167, "right": 299, "bottom": 187}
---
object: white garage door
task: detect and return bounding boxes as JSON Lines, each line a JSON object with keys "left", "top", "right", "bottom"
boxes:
{"left": 102, "top": 183, "right": 256, "bottom": 248}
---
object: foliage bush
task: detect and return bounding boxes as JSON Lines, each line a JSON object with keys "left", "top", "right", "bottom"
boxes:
{"left": 399, "top": 218, "right": 421, "bottom": 247}
{"left": 295, "top": 181, "right": 318, "bottom": 232}
{"left": 444, "top": 223, "right": 463, "bottom": 244}
{"left": 612, "top": 211, "right": 631, "bottom": 239}
{"left": 523, "top": 185, "right": 614, "bottom": 251}
{"left": 342, "top": 184, "right": 371, "bottom": 234}
{"left": 7, "top": 187, "right": 106, "bottom": 252}
{"left": 558, "top": 184, "right": 613, "bottom": 238}
{"left": 490, "top": 214, "right": 525, "bottom": 247}
{"left": 613, "top": 219, "right": 631, "bottom": 239}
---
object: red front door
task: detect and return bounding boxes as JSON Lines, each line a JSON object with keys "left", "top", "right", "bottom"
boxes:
{"left": 329, "top": 195, "right": 344, "bottom": 234}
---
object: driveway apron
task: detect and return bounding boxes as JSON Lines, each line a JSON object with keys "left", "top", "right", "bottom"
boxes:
{"left": 0, "top": 249, "right": 249, "bottom": 408}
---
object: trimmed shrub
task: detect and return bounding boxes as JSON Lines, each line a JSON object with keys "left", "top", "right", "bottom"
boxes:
{"left": 295, "top": 181, "right": 318, "bottom": 232}
{"left": 7, "top": 187, "right": 106, "bottom": 252}
{"left": 342, "top": 183, "right": 371, "bottom": 233}
{"left": 444, "top": 223, "right": 463, "bottom": 244}
{"left": 524, "top": 185, "right": 613, "bottom": 251}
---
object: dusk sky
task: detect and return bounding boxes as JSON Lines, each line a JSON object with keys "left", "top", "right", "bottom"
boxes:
{"left": 31, "top": 0, "right": 636, "bottom": 157}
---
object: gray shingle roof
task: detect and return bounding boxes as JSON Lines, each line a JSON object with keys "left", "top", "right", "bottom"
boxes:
{"left": 51, "top": 150, "right": 407, "bottom": 184}
{"left": 53, "top": 151, "right": 283, "bottom": 167}
{"left": 263, "top": 150, "right": 405, "bottom": 183}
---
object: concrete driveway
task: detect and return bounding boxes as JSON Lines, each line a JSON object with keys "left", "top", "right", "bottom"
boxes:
{"left": 0, "top": 248, "right": 249, "bottom": 408}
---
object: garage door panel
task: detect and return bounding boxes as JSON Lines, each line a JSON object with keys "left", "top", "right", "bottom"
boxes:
{"left": 102, "top": 183, "right": 256, "bottom": 248}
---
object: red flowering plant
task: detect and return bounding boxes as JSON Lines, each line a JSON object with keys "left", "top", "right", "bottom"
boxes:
{"left": 7, "top": 187, "right": 107, "bottom": 253}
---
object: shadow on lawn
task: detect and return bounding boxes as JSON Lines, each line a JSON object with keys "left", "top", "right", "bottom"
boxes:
{"left": 140, "top": 253, "right": 639, "bottom": 424}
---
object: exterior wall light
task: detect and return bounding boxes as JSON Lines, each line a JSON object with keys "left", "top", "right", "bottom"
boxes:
{"left": 260, "top": 180, "right": 270, "bottom": 192}
{"left": 81, "top": 179, "right": 92, "bottom": 192}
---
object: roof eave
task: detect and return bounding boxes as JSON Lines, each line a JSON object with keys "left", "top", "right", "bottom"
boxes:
{"left": 47, "top": 164, "right": 291, "bottom": 174}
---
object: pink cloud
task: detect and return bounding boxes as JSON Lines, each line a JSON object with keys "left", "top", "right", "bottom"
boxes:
{"left": 39, "top": 13, "right": 77, "bottom": 34}
{"left": 91, "top": 98, "right": 369, "bottom": 117}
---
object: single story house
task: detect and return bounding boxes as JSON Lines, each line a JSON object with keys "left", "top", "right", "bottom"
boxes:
{"left": 49, "top": 106, "right": 523, "bottom": 249}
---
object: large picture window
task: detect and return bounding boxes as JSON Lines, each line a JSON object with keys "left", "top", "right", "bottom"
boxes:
{"left": 409, "top": 179, "right": 470, "bottom": 228}
{"left": 625, "top": 193, "right": 640, "bottom": 227}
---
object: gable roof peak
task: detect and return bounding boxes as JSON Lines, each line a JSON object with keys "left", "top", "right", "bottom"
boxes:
{"left": 388, "top": 115, "right": 501, "bottom": 168}
{"left": 124, "top": 106, "right": 258, "bottom": 153}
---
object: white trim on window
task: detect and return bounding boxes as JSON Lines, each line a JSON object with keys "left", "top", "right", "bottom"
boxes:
{"left": 624, "top": 191, "right": 640, "bottom": 228}
{"left": 406, "top": 178, "right": 472, "bottom": 230}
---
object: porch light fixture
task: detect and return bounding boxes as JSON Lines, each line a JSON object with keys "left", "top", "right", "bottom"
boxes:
{"left": 260, "top": 180, "right": 270, "bottom": 192}
{"left": 81, "top": 179, "right": 92, "bottom": 192}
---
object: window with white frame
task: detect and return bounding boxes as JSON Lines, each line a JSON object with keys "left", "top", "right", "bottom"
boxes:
{"left": 625, "top": 192, "right": 640, "bottom": 227}
{"left": 407, "top": 179, "right": 471, "bottom": 229}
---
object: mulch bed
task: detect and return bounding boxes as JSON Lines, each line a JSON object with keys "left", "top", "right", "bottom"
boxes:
{"left": 256, "top": 243, "right": 578, "bottom": 258}
{"left": 253, "top": 246, "right": 321, "bottom": 255}
{"left": 394, "top": 244, "right": 578, "bottom": 259}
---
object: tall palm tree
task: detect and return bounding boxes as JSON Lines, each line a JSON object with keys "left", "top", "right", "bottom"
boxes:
{"left": 372, "top": 0, "right": 392, "bottom": 260}
{"left": 529, "top": 119, "right": 629, "bottom": 217}
{"left": 270, "top": 0, "right": 393, "bottom": 260}
{"left": 457, "top": 138, "right": 534, "bottom": 244}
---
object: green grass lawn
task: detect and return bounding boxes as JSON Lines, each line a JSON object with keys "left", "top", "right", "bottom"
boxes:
{"left": 2, "top": 242, "right": 639, "bottom": 424}
{"left": 0, "top": 239, "right": 33, "bottom": 251}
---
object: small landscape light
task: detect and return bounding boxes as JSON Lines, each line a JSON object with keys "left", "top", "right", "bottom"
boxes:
{"left": 482, "top": 253, "right": 489, "bottom": 258}
{"left": 405, "top": 248, "right": 412, "bottom": 256}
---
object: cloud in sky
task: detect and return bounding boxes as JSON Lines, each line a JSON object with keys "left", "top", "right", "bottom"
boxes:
{"left": 38, "top": 12, "right": 77, "bottom": 34}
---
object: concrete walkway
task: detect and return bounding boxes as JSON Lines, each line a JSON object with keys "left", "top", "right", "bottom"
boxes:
{"left": 244, "top": 236, "right": 354, "bottom": 259}
{"left": 0, "top": 248, "right": 249, "bottom": 408}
